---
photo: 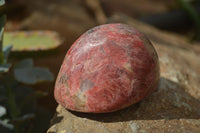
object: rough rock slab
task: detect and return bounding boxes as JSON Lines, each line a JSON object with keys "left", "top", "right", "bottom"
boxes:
{"left": 47, "top": 19, "right": 200, "bottom": 133}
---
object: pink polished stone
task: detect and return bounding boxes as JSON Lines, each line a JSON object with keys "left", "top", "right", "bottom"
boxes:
{"left": 54, "top": 23, "right": 160, "bottom": 113}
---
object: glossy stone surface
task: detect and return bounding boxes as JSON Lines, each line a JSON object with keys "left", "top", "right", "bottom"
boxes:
{"left": 54, "top": 23, "right": 160, "bottom": 113}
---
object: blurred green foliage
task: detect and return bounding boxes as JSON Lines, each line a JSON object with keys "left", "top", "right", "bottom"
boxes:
{"left": 4, "top": 31, "right": 60, "bottom": 51}
{"left": 0, "top": 0, "right": 54, "bottom": 133}
{"left": 177, "top": 0, "right": 200, "bottom": 40}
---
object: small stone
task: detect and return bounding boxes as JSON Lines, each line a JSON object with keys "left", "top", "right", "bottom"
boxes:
{"left": 54, "top": 23, "right": 160, "bottom": 113}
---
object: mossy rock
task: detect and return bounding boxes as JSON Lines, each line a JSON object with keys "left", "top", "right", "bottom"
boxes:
{"left": 3, "top": 31, "right": 62, "bottom": 58}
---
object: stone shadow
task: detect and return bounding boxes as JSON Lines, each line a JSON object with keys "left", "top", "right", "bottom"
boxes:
{"left": 48, "top": 112, "right": 63, "bottom": 127}
{"left": 69, "top": 77, "right": 200, "bottom": 122}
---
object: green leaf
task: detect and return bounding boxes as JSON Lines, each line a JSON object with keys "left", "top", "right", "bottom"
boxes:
{"left": 0, "top": 0, "right": 5, "bottom": 6}
{"left": 3, "top": 31, "right": 61, "bottom": 51}
{"left": 0, "top": 15, "right": 5, "bottom": 41}
{"left": 14, "top": 67, "right": 53, "bottom": 84}
{"left": 0, "top": 63, "right": 11, "bottom": 73}
{"left": 177, "top": 0, "right": 200, "bottom": 40}
{"left": 6, "top": 84, "right": 21, "bottom": 119}
{"left": 3, "top": 44, "right": 12, "bottom": 62}
{"left": 14, "top": 58, "right": 33, "bottom": 69}
{"left": 0, "top": 26, "right": 4, "bottom": 43}
{"left": 0, "top": 120, "right": 14, "bottom": 133}
{"left": 0, "top": 15, "right": 6, "bottom": 64}
{"left": 13, "top": 85, "right": 36, "bottom": 114}
{"left": 11, "top": 113, "right": 35, "bottom": 123}
{"left": 0, "top": 105, "right": 6, "bottom": 117}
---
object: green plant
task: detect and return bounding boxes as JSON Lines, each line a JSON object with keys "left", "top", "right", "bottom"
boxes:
{"left": 0, "top": 1, "right": 54, "bottom": 133}
{"left": 177, "top": 0, "right": 200, "bottom": 40}
{"left": 3, "top": 31, "right": 61, "bottom": 51}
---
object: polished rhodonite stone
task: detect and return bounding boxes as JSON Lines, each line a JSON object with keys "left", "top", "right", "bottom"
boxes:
{"left": 54, "top": 23, "right": 160, "bottom": 113}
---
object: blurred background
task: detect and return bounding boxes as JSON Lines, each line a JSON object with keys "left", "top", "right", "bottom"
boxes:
{"left": 0, "top": 0, "right": 200, "bottom": 133}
